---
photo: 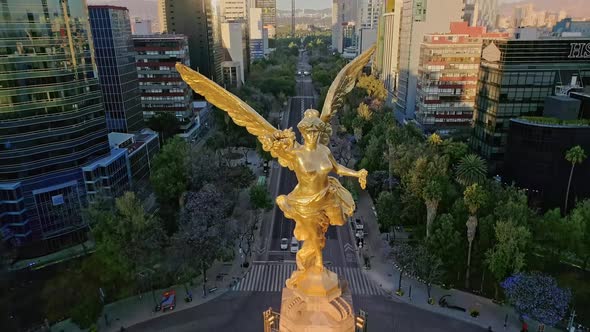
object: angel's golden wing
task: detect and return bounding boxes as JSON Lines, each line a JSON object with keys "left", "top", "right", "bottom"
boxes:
{"left": 176, "top": 63, "right": 296, "bottom": 167}
{"left": 320, "top": 45, "right": 377, "bottom": 124}
{"left": 176, "top": 63, "right": 276, "bottom": 139}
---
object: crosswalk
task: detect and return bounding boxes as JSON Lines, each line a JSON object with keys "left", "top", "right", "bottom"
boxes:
{"left": 234, "top": 263, "right": 384, "bottom": 296}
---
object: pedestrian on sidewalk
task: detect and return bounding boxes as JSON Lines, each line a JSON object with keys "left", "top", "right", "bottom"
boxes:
{"left": 521, "top": 321, "right": 528, "bottom": 332}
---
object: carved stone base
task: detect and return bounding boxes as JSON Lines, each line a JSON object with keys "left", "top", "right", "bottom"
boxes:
{"left": 279, "top": 278, "right": 355, "bottom": 332}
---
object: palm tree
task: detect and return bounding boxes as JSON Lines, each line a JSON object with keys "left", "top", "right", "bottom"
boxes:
{"left": 463, "top": 183, "right": 487, "bottom": 289}
{"left": 564, "top": 145, "right": 587, "bottom": 213}
{"left": 455, "top": 154, "right": 487, "bottom": 186}
{"left": 424, "top": 180, "right": 443, "bottom": 238}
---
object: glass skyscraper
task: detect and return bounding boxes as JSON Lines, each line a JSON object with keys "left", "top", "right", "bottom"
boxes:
{"left": 88, "top": 5, "right": 143, "bottom": 133}
{"left": 0, "top": 0, "right": 111, "bottom": 256}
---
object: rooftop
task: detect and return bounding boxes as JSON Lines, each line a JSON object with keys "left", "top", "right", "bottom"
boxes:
{"left": 515, "top": 116, "right": 590, "bottom": 127}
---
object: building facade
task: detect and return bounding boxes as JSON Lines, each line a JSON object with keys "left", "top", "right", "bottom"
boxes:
{"left": 470, "top": 38, "right": 590, "bottom": 172}
{"left": 221, "top": 0, "right": 248, "bottom": 21}
{"left": 504, "top": 118, "right": 590, "bottom": 211}
{"left": 332, "top": 0, "right": 359, "bottom": 53}
{"left": 254, "top": 0, "right": 276, "bottom": 38}
{"left": 89, "top": 5, "right": 144, "bottom": 133}
{"left": 132, "top": 17, "right": 153, "bottom": 35}
{"left": 158, "top": 0, "right": 223, "bottom": 83}
{"left": 416, "top": 22, "right": 507, "bottom": 132}
{"left": 0, "top": 0, "right": 114, "bottom": 256}
{"left": 132, "top": 35, "right": 199, "bottom": 140}
{"left": 379, "top": 0, "right": 403, "bottom": 102}
{"left": 464, "top": 0, "right": 498, "bottom": 31}
{"left": 249, "top": 7, "right": 268, "bottom": 61}
{"left": 221, "top": 22, "right": 247, "bottom": 85}
{"left": 394, "top": 0, "right": 464, "bottom": 122}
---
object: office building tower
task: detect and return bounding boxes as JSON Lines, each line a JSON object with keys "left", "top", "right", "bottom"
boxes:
{"left": 504, "top": 99, "right": 590, "bottom": 211}
{"left": 89, "top": 5, "right": 144, "bottom": 133}
{"left": 471, "top": 38, "right": 590, "bottom": 172}
{"left": 332, "top": 0, "right": 359, "bottom": 53}
{"left": 132, "top": 17, "right": 153, "bottom": 35}
{"left": 221, "top": 0, "right": 248, "bottom": 21}
{"left": 0, "top": 0, "right": 115, "bottom": 256}
{"left": 250, "top": 7, "right": 268, "bottom": 61}
{"left": 159, "top": 0, "right": 223, "bottom": 83}
{"left": 254, "top": 0, "right": 276, "bottom": 38}
{"left": 221, "top": 22, "right": 247, "bottom": 87}
{"left": 464, "top": 0, "right": 498, "bottom": 31}
{"left": 394, "top": 0, "right": 464, "bottom": 122}
{"left": 416, "top": 22, "right": 507, "bottom": 132}
{"left": 133, "top": 35, "right": 199, "bottom": 141}
{"left": 379, "top": 0, "right": 403, "bottom": 99}
{"left": 356, "top": 0, "right": 382, "bottom": 54}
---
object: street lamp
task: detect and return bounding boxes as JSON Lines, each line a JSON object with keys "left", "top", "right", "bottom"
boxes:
{"left": 465, "top": 216, "right": 478, "bottom": 289}
{"left": 137, "top": 267, "right": 158, "bottom": 311}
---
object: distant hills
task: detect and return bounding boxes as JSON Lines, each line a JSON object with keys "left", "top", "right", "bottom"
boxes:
{"left": 499, "top": 0, "right": 590, "bottom": 18}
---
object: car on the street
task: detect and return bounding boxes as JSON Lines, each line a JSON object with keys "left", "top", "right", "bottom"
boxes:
{"left": 290, "top": 237, "right": 299, "bottom": 253}
{"left": 280, "top": 238, "right": 289, "bottom": 250}
{"left": 297, "top": 70, "right": 303, "bottom": 75}
{"left": 303, "top": 71, "right": 310, "bottom": 76}
{"left": 355, "top": 218, "right": 364, "bottom": 232}
{"left": 160, "top": 290, "right": 176, "bottom": 312}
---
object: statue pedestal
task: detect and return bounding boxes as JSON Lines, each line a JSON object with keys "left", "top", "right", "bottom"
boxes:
{"left": 279, "top": 269, "right": 355, "bottom": 332}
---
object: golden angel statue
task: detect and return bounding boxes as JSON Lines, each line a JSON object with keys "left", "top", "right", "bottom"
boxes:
{"left": 176, "top": 46, "right": 376, "bottom": 293}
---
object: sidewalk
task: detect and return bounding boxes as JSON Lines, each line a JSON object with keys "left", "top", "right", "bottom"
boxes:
{"left": 51, "top": 255, "right": 247, "bottom": 332}
{"left": 354, "top": 190, "right": 559, "bottom": 332}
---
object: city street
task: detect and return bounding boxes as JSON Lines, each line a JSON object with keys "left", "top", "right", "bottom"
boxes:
{"left": 263, "top": 50, "right": 359, "bottom": 269}
{"left": 126, "top": 291, "right": 486, "bottom": 332}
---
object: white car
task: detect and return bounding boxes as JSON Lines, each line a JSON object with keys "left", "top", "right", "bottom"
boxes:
{"left": 280, "top": 238, "right": 289, "bottom": 250}
{"left": 303, "top": 71, "right": 310, "bottom": 76}
{"left": 290, "top": 237, "right": 299, "bottom": 253}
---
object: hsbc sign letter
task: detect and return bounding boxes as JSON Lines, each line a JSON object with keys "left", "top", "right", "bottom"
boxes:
{"left": 568, "top": 43, "right": 590, "bottom": 58}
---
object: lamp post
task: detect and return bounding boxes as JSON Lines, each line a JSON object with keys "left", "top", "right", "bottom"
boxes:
{"left": 465, "top": 215, "right": 477, "bottom": 289}
{"left": 138, "top": 268, "right": 158, "bottom": 310}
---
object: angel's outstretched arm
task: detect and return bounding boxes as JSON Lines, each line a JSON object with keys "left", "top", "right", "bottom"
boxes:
{"left": 327, "top": 148, "right": 368, "bottom": 189}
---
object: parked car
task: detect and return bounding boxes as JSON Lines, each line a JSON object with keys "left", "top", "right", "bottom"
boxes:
{"left": 290, "top": 237, "right": 299, "bottom": 253}
{"left": 160, "top": 290, "right": 176, "bottom": 312}
{"left": 280, "top": 238, "right": 289, "bottom": 250}
{"left": 355, "top": 218, "right": 364, "bottom": 232}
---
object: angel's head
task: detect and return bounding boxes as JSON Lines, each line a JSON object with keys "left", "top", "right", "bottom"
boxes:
{"left": 298, "top": 109, "right": 327, "bottom": 148}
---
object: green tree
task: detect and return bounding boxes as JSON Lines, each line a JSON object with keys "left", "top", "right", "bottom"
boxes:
{"left": 250, "top": 184, "right": 273, "bottom": 210}
{"left": 375, "top": 191, "right": 400, "bottom": 234}
{"left": 172, "top": 185, "right": 237, "bottom": 296}
{"left": 455, "top": 154, "right": 487, "bottom": 186}
{"left": 569, "top": 199, "right": 590, "bottom": 268}
{"left": 564, "top": 145, "right": 587, "bottom": 212}
{"left": 463, "top": 183, "right": 487, "bottom": 288}
{"left": 147, "top": 113, "right": 180, "bottom": 144}
{"left": 150, "top": 137, "right": 189, "bottom": 234}
{"left": 357, "top": 74, "right": 387, "bottom": 101}
{"left": 427, "top": 214, "right": 462, "bottom": 284}
{"left": 391, "top": 243, "right": 416, "bottom": 294}
{"left": 485, "top": 220, "right": 531, "bottom": 298}
{"left": 414, "top": 244, "right": 444, "bottom": 302}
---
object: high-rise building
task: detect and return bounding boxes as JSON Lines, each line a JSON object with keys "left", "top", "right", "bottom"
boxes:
{"left": 221, "top": 22, "right": 247, "bottom": 86}
{"left": 89, "top": 5, "right": 144, "bottom": 133}
{"left": 132, "top": 35, "right": 199, "bottom": 141}
{"left": 394, "top": 0, "right": 464, "bottom": 122}
{"left": 159, "top": 0, "right": 223, "bottom": 83}
{"left": 221, "top": 0, "right": 248, "bottom": 21}
{"left": 416, "top": 22, "right": 508, "bottom": 133}
{"left": 250, "top": 7, "right": 268, "bottom": 61}
{"left": 356, "top": 0, "right": 382, "bottom": 54}
{"left": 0, "top": 0, "right": 115, "bottom": 256}
{"left": 471, "top": 38, "right": 590, "bottom": 172}
{"left": 379, "top": 0, "right": 403, "bottom": 99}
{"left": 332, "top": 0, "right": 359, "bottom": 53}
{"left": 254, "top": 0, "right": 276, "bottom": 38}
{"left": 132, "top": 17, "right": 153, "bottom": 35}
{"left": 464, "top": 0, "right": 498, "bottom": 31}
